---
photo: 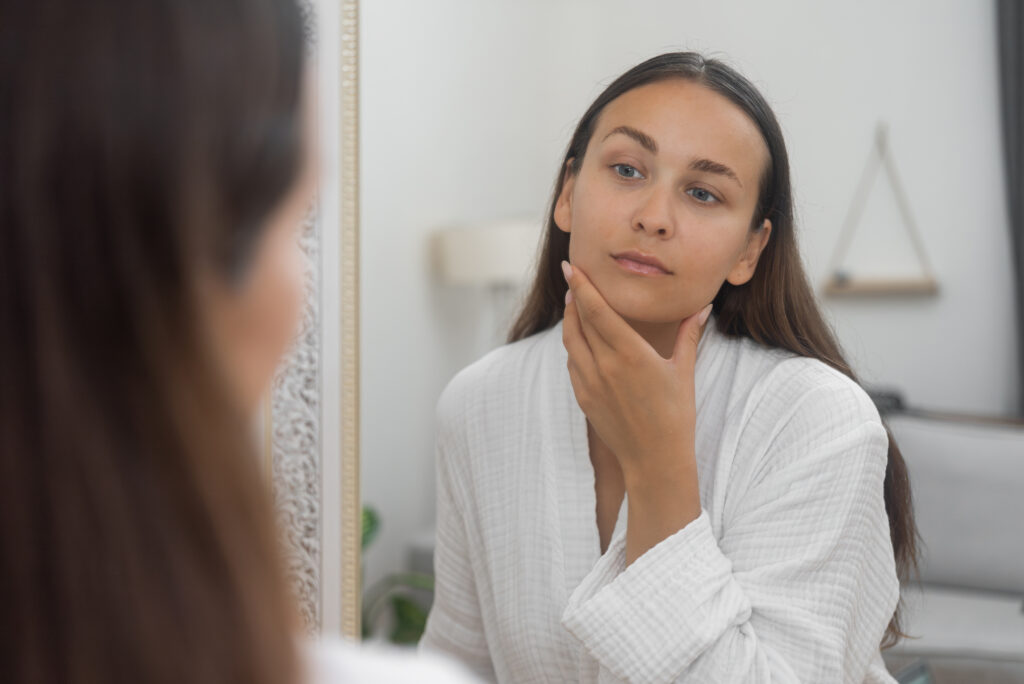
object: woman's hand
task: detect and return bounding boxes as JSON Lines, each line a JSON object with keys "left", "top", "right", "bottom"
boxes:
{"left": 561, "top": 260, "right": 711, "bottom": 562}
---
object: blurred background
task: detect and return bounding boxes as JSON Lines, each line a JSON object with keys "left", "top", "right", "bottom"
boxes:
{"left": 358, "top": 0, "right": 1022, "bottom": 679}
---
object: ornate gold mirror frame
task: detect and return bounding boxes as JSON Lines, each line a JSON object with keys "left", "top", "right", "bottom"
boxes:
{"left": 261, "top": 0, "right": 360, "bottom": 639}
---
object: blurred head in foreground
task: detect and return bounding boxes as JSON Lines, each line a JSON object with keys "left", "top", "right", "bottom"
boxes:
{"left": 0, "top": 0, "right": 315, "bottom": 682}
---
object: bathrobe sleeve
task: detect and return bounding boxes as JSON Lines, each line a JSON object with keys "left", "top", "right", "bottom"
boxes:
{"left": 419, "top": 388, "right": 498, "bottom": 683}
{"left": 561, "top": 377, "right": 901, "bottom": 684}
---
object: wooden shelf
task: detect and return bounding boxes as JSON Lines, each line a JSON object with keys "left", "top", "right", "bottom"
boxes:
{"left": 823, "top": 277, "right": 939, "bottom": 297}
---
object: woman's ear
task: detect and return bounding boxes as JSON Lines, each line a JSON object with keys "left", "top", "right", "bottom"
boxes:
{"left": 553, "top": 159, "right": 576, "bottom": 235}
{"left": 726, "top": 219, "right": 772, "bottom": 286}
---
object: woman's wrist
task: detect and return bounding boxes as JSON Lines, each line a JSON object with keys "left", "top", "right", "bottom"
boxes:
{"left": 620, "top": 442, "right": 696, "bottom": 493}
{"left": 622, "top": 453, "right": 702, "bottom": 564}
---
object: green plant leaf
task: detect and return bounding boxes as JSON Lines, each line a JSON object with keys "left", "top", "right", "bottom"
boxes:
{"left": 389, "top": 595, "right": 428, "bottom": 645}
{"left": 361, "top": 572, "right": 436, "bottom": 638}
{"left": 361, "top": 506, "right": 380, "bottom": 550}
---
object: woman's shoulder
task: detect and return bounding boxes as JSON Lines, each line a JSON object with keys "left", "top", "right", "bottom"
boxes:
{"left": 436, "top": 323, "right": 561, "bottom": 426}
{"left": 304, "top": 637, "right": 480, "bottom": 684}
{"left": 727, "top": 334, "right": 882, "bottom": 429}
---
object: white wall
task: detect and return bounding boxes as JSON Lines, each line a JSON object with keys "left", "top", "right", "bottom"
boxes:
{"left": 360, "top": 0, "right": 1017, "bottom": 586}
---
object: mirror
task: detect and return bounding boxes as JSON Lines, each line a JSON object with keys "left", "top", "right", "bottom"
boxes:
{"left": 262, "top": 0, "right": 360, "bottom": 639}
{"left": 359, "top": 0, "right": 1023, "bottom": 678}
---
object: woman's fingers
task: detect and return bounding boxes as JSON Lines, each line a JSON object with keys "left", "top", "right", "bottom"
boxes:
{"left": 562, "top": 297, "right": 597, "bottom": 378}
{"left": 561, "top": 261, "right": 634, "bottom": 353}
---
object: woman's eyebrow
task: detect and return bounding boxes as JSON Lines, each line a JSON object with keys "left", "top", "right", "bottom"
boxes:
{"left": 602, "top": 125, "right": 658, "bottom": 154}
{"left": 601, "top": 125, "right": 742, "bottom": 188}
{"left": 690, "top": 158, "right": 743, "bottom": 188}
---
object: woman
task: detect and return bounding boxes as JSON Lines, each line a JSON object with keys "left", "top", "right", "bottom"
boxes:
{"left": 0, "top": 1, "right": 473, "bottom": 682}
{"left": 420, "top": 52, "right": 917, "bottom": 683}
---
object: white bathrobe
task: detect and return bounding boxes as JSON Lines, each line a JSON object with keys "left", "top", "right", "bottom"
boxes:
{"left": 420, "top": 315, "right": 900, "bottom": 684}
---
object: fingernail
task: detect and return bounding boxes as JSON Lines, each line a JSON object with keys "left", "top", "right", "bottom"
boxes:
{"left": 565, "top": 289, "right": 574, "bottom": 305}
{"left": 561, "top": 260, "right": 573, "bottom": 282}
{"left": 698, "top": 303, "right": 713, "bottom": 326}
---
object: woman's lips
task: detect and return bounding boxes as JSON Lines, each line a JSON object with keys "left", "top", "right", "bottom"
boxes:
{"left": 611, "top": 251, "right": 671, "bottom": 275}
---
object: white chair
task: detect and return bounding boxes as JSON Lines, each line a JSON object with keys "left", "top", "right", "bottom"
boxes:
{"left": 882, "top": 412, "right": 1024, "bottom": 683}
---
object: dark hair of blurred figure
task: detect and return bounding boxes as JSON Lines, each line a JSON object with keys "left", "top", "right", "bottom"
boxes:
{"left": 509, "top": 51, "right": 918, "bottom": 649}
{"left": 0, "top": 1, "right": 308, "bottom": 682}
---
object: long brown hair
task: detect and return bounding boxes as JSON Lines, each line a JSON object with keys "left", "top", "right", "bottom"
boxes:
{"left": 510, "top": 52, "right": 918, "bottom": 649}
{"left": 1, "top": 1, "right": 307, "bottom": 682}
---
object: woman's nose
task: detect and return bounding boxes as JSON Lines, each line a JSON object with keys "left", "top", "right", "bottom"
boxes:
{"left": 631, "top": 183, "right": 675, "bottom": 238}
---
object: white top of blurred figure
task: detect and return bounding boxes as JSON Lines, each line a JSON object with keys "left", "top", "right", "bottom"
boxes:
{"left": 306, "top": 637, "right": 480, "bottom": 684}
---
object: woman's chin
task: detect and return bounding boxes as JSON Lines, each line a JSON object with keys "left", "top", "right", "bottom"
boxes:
{"left": 589, "top": 277, "right": 691, "bottom": 327}
{"left": 607, "top": 302, "right": 685, "bottom": 329}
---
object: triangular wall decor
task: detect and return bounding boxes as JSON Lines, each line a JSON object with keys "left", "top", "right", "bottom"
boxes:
{"left": 824, "top": 122, "right": 939, "bottom": 297}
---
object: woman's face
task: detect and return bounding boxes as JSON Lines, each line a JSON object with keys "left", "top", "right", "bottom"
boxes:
{"left": 207, "top": 79, "right": 318, "bottom": 414}
{"left": 554, "top": 78, "right": 772, "bottom": 328}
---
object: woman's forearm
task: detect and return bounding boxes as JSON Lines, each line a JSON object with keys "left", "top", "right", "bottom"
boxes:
{"left": 623, "top": 455, "right": 702, "bottom": 565}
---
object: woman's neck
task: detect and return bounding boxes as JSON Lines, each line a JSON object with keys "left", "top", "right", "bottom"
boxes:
{"left": 623, "top": 317, "right": 683, "bottom": 360}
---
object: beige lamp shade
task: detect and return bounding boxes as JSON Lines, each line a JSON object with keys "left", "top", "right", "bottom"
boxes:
{"left": 433, "top": 220, "right": 541, "bottom": 286}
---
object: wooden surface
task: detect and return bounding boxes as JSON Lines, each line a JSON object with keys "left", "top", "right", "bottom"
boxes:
{"left": 824, "top": 276, "right": 940, "bottom": 297}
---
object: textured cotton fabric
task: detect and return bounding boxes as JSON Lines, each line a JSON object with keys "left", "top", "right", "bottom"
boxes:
{"left": 420, "top": 315, "right": 900, "bottom": 684}
{"left": 305, "top": 637, "right": 480, "bottom": 683}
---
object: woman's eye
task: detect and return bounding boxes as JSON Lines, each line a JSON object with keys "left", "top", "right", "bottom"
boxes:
{"left": 687, "top": 187, "right": 719, "bottom": 204}
{"left": 611, "top": 164, "right": 644, "bottom": 179}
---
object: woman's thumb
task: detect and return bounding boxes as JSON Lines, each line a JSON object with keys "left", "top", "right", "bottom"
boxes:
{"left": 673, "top": 303, "right": 713, "bottom": 362}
